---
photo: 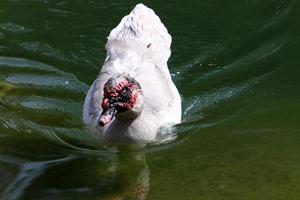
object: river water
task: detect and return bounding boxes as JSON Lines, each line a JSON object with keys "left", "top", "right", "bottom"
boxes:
{"left": 1, "top": 0, "right": 300, "bottom": 199}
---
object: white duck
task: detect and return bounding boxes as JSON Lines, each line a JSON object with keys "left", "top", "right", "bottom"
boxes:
{"left": 83, "top": 3, "right": 181, "bottom": 144}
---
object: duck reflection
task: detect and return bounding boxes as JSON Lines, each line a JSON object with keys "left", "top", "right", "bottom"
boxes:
{"left": 0, "top": 151, "right": 150, "bottom": 200}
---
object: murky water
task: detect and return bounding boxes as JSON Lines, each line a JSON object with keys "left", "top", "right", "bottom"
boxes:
{"left": 1, "top": 0, "right": 300, "bottom": 199}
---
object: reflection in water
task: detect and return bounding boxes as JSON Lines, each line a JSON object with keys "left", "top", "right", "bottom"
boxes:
{"left": 0, "top": 152, "right": 149, "bottom": 200}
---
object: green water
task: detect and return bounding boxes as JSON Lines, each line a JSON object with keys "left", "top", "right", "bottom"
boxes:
{"left": 1, "top": 0, "right": 300, "bottom": 199}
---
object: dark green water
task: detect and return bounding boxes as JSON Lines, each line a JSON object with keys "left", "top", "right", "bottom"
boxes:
{"left": 1, "top": 0, "right": 300, "bottom": 199}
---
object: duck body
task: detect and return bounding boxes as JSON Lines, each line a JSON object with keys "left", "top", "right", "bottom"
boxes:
{"left": 83, "top": 4, "right": 181, "bottom": 144}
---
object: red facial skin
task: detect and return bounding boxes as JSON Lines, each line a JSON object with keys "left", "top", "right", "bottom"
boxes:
{"left": 99, "top": 81, "right": 139, "bottom": 126}
{"left": 101, "top": 98, "right": 109, "bottom": 110}
{"left": 101, "top": 81, "right": 138, "bottom": 111}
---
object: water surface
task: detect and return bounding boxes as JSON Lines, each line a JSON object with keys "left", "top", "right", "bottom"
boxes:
{"left": 1, "top": 0, "right": 300, "bottom": 199}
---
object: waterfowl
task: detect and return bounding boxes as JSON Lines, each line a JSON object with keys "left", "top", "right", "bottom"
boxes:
{"left": 83, "top": 3, "right": 181, "bottom": 144}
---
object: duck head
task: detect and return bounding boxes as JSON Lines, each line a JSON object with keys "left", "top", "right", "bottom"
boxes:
{"left": 99, "top": 74, "right": 143, "bottom": 126}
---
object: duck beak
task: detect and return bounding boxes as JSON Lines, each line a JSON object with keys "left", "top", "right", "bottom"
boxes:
{"left": 98, "top": 107, "right": 117, "bottom": 126}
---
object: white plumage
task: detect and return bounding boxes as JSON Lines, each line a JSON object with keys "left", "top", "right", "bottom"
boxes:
{"left": 83, "top": 4, "right": 181, "bottom": 144}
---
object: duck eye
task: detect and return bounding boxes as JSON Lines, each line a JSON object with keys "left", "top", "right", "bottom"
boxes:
{"left": 120, "top": 87, "right": 130, "bottom": 100}
{"left": 121, "top": 87, "right": 127, "bottom": 94}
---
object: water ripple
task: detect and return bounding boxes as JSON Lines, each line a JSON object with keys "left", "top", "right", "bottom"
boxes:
{"left": 0, "top": 22, "right": 33, "bottom": 34}
{"left": 0, "top": 56, "right": 92, "bottom": 150}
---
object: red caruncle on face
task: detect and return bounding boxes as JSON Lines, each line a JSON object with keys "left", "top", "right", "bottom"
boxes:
{"left": 101, "top": 80, "right": 138, "bottom": 112}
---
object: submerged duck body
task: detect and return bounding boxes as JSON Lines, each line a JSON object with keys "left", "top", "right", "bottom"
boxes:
{"left": 83, "top": 4, "right": 181, "bottom": 144}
